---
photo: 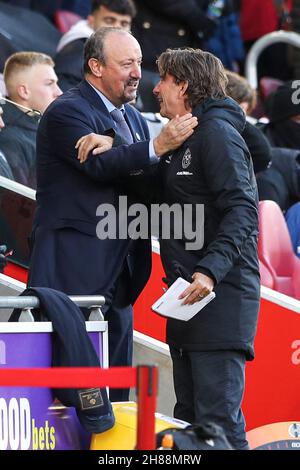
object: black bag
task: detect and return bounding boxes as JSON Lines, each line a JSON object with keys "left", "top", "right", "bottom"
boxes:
{"left": 156, "top": 423, "right": 233, "bottom": 450}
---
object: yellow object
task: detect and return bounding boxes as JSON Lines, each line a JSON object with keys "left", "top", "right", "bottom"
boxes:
{"left": 90, "top": 401, "right": 186, "bottom": 450}
{"left": 161, "top": 433, "right": 174, "bottom": 450}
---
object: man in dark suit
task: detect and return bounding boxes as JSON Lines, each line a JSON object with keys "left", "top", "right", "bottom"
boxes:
{"left": 28, "top": 27, "right": 197, "bottom": 401}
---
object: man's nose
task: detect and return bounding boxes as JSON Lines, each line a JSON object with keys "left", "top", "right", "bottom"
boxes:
{"left": 153, "top": 82, "right": 160, "bottom": 95}
{"left": 54, "top": 84, "right": 63, "bottom": 98}
{"left": 131, "top": 63, "right": 141, "bottom": 79}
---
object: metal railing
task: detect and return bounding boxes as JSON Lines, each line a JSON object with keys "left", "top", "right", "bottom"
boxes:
{"left": 0, "top": 295, "right": 105, "bottom": 321}
{"left": 245, "top": 30, "right": 300, "bottom": 90}
{"left": 0, "top": 365, "right": 158, "bottom": 450}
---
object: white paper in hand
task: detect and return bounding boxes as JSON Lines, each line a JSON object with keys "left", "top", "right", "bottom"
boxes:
{"left": 151, "top": 277, "right": 216, "bottom": 321}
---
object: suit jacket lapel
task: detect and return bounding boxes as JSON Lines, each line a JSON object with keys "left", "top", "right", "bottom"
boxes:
{"left": 78, "top": 80, "right": 116, "bottom": 130}
{"left": 78, "top": 80, "right": 143, "bottom": 143}
{"left": 78, "top": 80, "right": 108, "bottom": 113}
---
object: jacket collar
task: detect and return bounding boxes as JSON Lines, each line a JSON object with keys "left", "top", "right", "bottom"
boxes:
{"left": 2, "top": 100, "right": 40, "bottom": 131}
{"left": 78, "top": 79, "right": 140, "bottom": 141}
{"left": 78, "top": 80, "right": 112, "bottom": 116}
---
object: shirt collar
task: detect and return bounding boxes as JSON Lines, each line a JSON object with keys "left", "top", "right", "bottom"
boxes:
{"left": 86, "top": 80, "right": 125, "bottom": 114}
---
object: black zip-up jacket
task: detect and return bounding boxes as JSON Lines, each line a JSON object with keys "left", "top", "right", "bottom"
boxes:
{"left": 0, "top": 101, "right": 39, "bottom": 188}
{"left": 159, "top": 97, "right": 260, "bottom": 360}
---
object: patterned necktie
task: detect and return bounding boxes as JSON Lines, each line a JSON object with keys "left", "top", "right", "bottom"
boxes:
{"left": 110, "top": 108, "right": 133, "bottom": 144}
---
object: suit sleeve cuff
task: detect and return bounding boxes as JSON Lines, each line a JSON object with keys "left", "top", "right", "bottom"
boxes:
{"left": 149, "top": 139, "right": 160, "bottom": 165}
{"left": 194, "top": 267, "right": 217, "bottom": 285}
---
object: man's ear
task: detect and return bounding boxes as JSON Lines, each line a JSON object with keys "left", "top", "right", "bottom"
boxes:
{"left": 87, "top": 14, "right": 95, "bottom": 29}
{"left": 239, "top": 101, "right": 249, "bottom": 114}
{"left": 88, "top": 58, "right": 103, "bottom": 77}
{"left": 16, "top": 84, "right": 30, "bottom": 101}
{"left": 179, "top": 80, "right": 189, "bottom": 97}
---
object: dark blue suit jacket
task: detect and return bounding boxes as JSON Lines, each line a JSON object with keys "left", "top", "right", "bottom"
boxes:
{"left": 29, "top": 80, "right": 152, "bottom": 305}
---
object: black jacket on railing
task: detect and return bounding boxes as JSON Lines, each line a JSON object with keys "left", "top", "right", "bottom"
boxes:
{"left": 9, "top": 286, "right": 115, "bottom": 434}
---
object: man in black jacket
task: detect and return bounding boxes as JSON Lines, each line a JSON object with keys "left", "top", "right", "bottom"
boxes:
{"left": 152, "top": 49, "right": 259, "bottom": 450}
{"left": 256, "top": 147, "right": 300, "bottom": 212}
{"left": 0, "top": 245, "right": 7, "bottom": 273}
{"left": 0, "top": 103, "right": 14, "bottom": 180}
{"left": 0, "top": 104, "right": 14, "bottom": 275}
{"left": 0, "top": 52, "right": 61, "bottom": 188}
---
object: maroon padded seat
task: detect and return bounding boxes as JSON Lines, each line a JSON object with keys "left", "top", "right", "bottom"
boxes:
{"left": 259, "top": 260, "right": 274, "bottom": 289}
{"left": 54, "top": 10, "right": 82, "bottom": 33}
{"left": 259, "top": 76, "right": 283, "bottom": 101}
{"left": 258, "top": 200, "right": 300, "bottom": 299}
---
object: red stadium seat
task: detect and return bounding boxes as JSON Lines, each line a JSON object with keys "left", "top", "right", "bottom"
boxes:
{"left": 54, "top": 10, "right": 82, "bottom": 33}
{"left": 259, "top": 260, "right": 274, "bottom": 289}
{"left": 259, "top": 76, "right": 283, "bottom": 101}
{"left": 258, "top": 200, "right": 300, "bottom": 299}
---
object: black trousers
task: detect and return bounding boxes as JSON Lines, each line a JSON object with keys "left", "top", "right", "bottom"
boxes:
{"left": 104, "top": 301, "right": 133, "bottom": 402}
{"left": 169, "top": 347, "right": 249, "bottom": 450}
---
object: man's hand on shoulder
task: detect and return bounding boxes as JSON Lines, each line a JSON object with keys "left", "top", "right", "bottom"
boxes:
{"left": 153, "top": 113, "right": 198, "bottom": 157}
{"left": 75, "top": 133, "right": 114, "bottom": 163}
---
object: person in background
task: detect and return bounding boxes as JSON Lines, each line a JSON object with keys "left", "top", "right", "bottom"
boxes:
{"left": 0, "top": 103, "right": 14, "bottom": 180}
{"left": 262, "top": 81, "right": 300, "bottom": 150}
{"left": 55, "top": 0, "right": 136, "bottom": 91}
{"left": 131, "top": 0, "right": 217, "bottom": 112}
{"left": 256, "top": 147, "right": 300, "bottom": 212}
{"left": 285, "top": 201, "right": 300, "bottom": 258}
{"left": 204, "top": 0, "right": 244, "bottom": 72}
{"left": 28, "top": 28, "right": 197, "bottom": 401}
{"left": 0, "top": 245, "right": 7, "bottom": 273}
{"left": 0, "top": 52, "right": 61, "bottom": 188}
{"left": 225, "top": 70, "right": 272, "bottom": 174}
{"left": 225, "top": 72, "right": 300, "bottom": 212}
